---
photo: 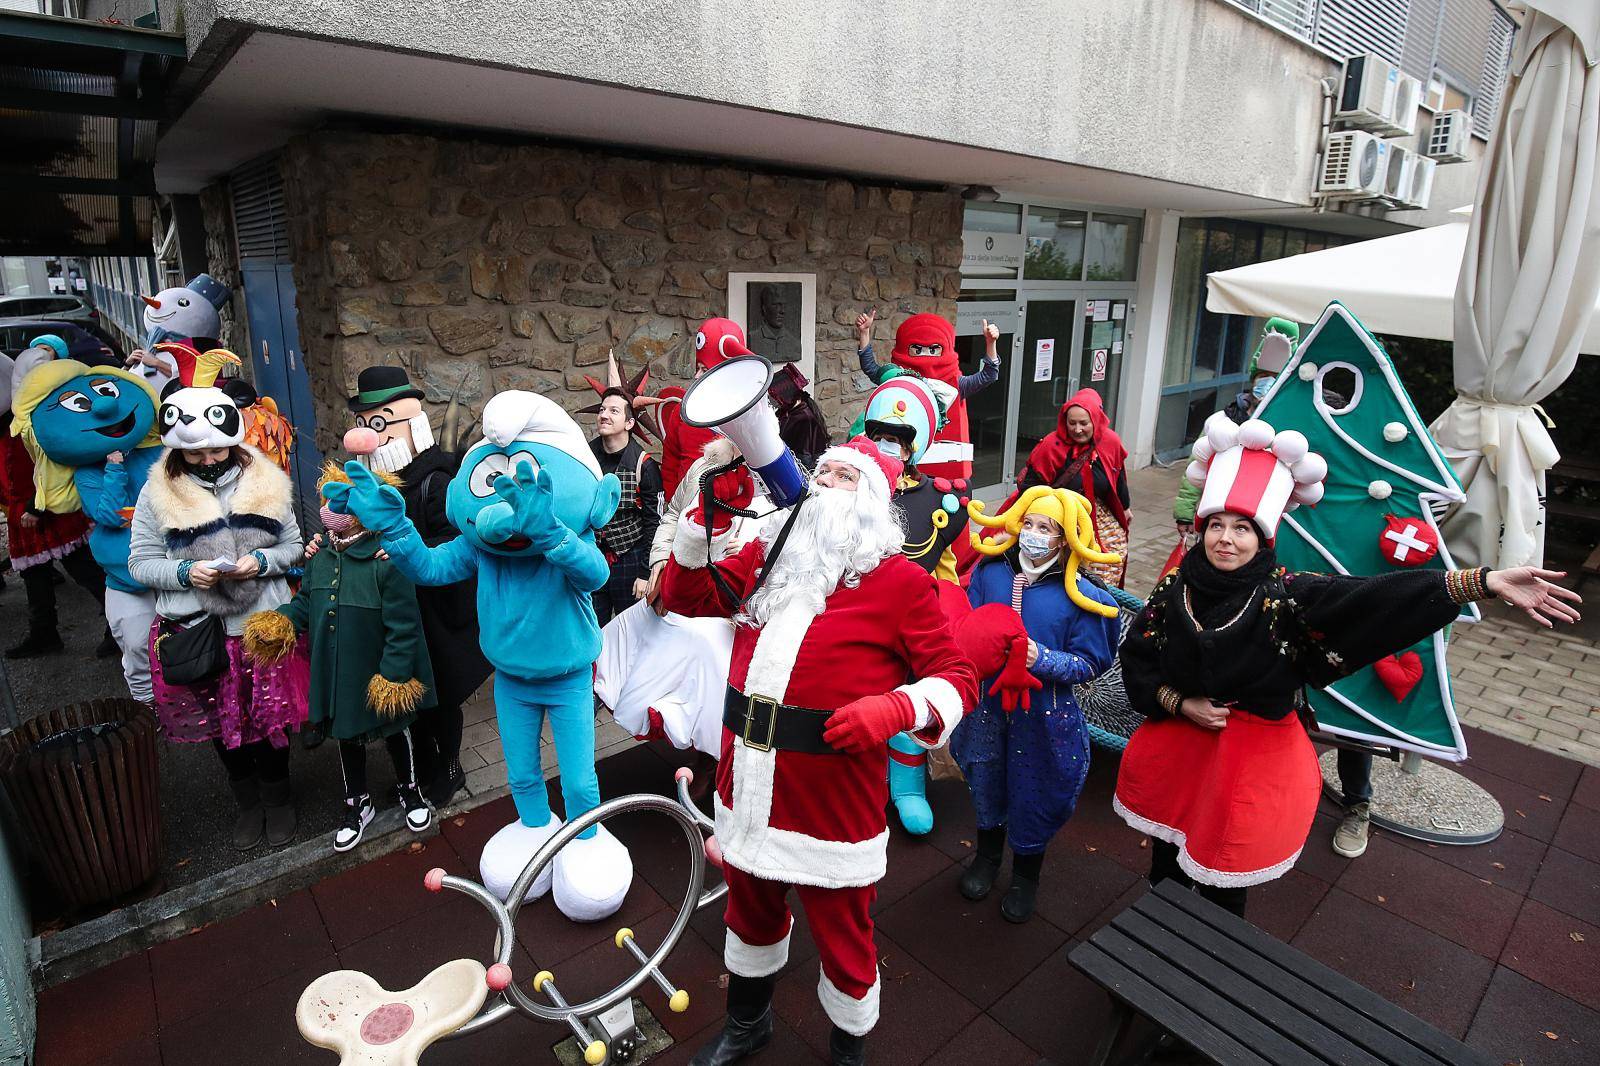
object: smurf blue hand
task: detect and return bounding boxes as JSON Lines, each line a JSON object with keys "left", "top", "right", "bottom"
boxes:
{"left": 333, "top": 460, "right": 410, "bottom": 538}
{"left": 493, "top": 460, "right": 566, "bottom": 551}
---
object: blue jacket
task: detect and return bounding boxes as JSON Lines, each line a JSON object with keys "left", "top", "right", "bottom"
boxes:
{"left": 967, "top": 553, "right": 1119, "bottom": 701}
{"left": 73, "top": 446, "right": 162, "bottom": 594}
{"left": 381, "top": 524, "right": 609, "bottom": 681}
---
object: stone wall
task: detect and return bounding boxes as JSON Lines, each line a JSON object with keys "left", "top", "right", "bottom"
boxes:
{"left": 278, "top": 129, "right": 963, "bottom": 457}
{"left": 197, "top": 181, "right": 243, "bottom": 352}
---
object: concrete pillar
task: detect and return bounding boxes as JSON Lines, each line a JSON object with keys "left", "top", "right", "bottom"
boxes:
{"left": 1122, "top": 208, "right": 1180, "bottom": 469}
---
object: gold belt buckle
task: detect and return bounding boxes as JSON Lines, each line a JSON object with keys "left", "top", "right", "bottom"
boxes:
{"left": 743, "top": 694, "right": 779, "bottom": 752}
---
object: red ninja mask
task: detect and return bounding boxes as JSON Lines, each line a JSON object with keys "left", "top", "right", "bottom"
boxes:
{"left": 890, "top": 314, "right": 959, "bottom": 385}
{"left": 694, "top": 318, "right": 755, "bottom": 372}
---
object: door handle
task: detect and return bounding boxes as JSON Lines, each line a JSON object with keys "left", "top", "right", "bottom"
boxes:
{"left": 289, "top": 349, "right": 297, "bottom": 371}
{"left": 261, "top": 340, "right": 271, "bottom": 366}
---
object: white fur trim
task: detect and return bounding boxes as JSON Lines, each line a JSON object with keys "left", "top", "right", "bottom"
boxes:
{"left": 714, "top": 790, "right": 889, "bottom": 889}
{"left": 478, "top": 391, "right": 601, "bottom": 478}
{"left": 816, "top": 445, "right": 890, "bottom": 502}
{"left": 817, "top": 970, "right": 880, "bottom": 1036}
{"left": 1111, "top": 794, "right": 1302, "bottom": 888}
{"left": 671, "top": 516, "right": 723, "bottom": 568}
{"left": 699, "top": 436, "right": 740, "bottom": 466}
{"left": 724, "top": 921, "right": 793, "bottom": 978}
{"left": 896, "top": 676, "right": 965, "bottom": 750}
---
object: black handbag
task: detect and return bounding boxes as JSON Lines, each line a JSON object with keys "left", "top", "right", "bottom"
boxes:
{"left": 155, "top": 613, "right": 228, "bottom": 685}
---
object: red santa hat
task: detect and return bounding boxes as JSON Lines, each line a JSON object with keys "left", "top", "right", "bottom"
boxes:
{"left": 816, "top": 435, "right": 904, "bottom": 502}
{"left": 693, "top": 318, "right": 755, "bottom": 372}
{"left": 1185, "top": 412, "right": 1326, "bottom": 540}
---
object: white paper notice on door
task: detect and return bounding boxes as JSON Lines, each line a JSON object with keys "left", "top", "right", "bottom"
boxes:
{"left": 1111, "top": 303, "right": 1126, "bottom": 320}
{"left": 1034, "top": 338, "right": 1055, "bottom": 382}
{"left": 1091, "top": 300, "right": 1111, "bottom": 322}
{"left": 1091, "top": 349, "right": 1109, "bottom": 382}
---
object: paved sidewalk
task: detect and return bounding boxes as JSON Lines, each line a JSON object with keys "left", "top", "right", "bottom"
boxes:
{"left": 1123, "top": 463, "right": 1600, "bottom": 770}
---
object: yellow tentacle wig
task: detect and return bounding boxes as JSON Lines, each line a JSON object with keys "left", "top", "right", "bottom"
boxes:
{"left": 967, "top": 486, "right": 1122, "bottom": 617}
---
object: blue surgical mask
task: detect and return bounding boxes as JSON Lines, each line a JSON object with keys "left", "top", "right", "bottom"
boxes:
{"left": 1252, "top": 376, "right": 1276, "bottom": 399}
{"left": 875, "top": 438, "right": 905, "bottom": 460}
{"left": 1018, "top": 530, "right": 1057, "bottom": 557}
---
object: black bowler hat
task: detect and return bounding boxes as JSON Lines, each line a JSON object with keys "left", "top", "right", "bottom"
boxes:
{"left": 347, "top": 365, "right": 425, "bottom": 412}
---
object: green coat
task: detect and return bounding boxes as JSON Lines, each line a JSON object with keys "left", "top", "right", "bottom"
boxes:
{"left": 278, "top": 535, "right": 436, "bottom": 742}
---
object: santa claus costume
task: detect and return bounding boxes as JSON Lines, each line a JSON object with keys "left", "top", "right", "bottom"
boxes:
{"left": 661, "top": 437, "right": 977, "bottom": 1065}
{"left": 1114, "top": 414, "right": 1516, "bottom": 916}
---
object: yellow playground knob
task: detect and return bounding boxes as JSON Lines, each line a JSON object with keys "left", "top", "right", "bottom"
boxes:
{"left": 614, "top": 928, "right": 634, "bottom": 949}
{"left": 532, "top": 970, "right": 554, "bottom": 993}
{"left": 584, "top": 1039, "right": 607, "bottom": 1065}
{"left": 669, "top": 989, "right": 690, "bottom": 1013}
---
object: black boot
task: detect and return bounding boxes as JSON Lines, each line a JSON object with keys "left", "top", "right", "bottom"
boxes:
{"left": 425, "top": 758, "right": 464, "bottom": 809}
{"left": 828, "top": 1026, "right": 868, "bottom": 1066}
{"left": 689, "top": 974, "right": 775, "bottom": 1066}
{"left": 261, "top": 776, "right": 297, "bottom": 846}
{"left": 229, "top": 776, "right": 264, "bottom": 850}
{"left": 1001, "top": 851, "right": 1043, "bottom": 924}
{"left": 6, "top": 630, "right": 63, "bottom": 659}
{"left": 959, "top": 826, "right": 1006, "bottom": 901}
{"left": 300, "top": 721, "right": 325, "bottom": 750}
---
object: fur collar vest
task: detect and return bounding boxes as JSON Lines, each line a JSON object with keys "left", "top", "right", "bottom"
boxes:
{"left": 142, "top": 447, "right": 294, "bottom": 614}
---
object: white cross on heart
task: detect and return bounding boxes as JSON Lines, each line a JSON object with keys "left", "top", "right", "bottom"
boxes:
{"left": 1384, "top": 522, "right": 1428, "bottom": 561}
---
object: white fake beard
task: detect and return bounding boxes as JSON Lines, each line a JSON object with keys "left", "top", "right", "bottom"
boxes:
{"left": 738, "top": 483, "right": 904, "bottom": 629}
{"left": 360, "top": 414, "right": 435, "bottom": 473}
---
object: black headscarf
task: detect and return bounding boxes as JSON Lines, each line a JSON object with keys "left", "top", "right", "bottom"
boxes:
{"left": 1178, "top": 520, "right": 1279, "bottom": 627}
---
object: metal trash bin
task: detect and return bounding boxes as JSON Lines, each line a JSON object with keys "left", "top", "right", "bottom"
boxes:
{"left": 0, "top": 699, "right": 161, "bottom": 909}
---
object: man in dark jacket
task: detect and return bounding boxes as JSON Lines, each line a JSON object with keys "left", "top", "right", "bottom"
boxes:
{"left": 343, "top": 366, "right": 491, "bottom": 807}
{"left": 587, "top": 388, "right": 662, "bottom": 625}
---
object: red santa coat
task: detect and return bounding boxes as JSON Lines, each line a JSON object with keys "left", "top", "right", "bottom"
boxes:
{"left": 662, "top": 524, "right": 978, "bottom": 889}
{"left": 0, "top": 429, "right": 90, "bottom": 569}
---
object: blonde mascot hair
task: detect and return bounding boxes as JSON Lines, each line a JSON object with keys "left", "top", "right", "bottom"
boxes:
{"left": 967, "top": 486, "right": 1122, "bottom": 618}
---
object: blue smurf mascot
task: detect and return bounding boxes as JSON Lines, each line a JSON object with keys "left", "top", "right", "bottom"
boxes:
{"left": 327, "top": 390, "right": 629, "bottom": 921}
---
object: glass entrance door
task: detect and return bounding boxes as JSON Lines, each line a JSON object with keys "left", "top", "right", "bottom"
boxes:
{"left": 1015, "top": 298, "right": 1081, "bottom": 480}
{"left": 1076, "top": 296, "right": 1133, "bottom": 425}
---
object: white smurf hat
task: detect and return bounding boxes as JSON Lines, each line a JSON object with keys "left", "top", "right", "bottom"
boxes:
{"left": 479, "top": 390, "right": 602, "bottom": 479}
{"left": 1186, "top": 412, "right": 1326, "bottom": 540}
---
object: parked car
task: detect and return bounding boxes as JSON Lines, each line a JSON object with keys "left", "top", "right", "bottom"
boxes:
{"left": 0, "top": 320, "right": 123, "bottom": 366}
{"left": 0, "top": 293, "right": 98, "bottom": 326}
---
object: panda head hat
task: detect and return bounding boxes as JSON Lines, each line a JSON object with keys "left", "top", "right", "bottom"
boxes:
{"left": 158, "top": 383, "right": 245, "bottom": 450}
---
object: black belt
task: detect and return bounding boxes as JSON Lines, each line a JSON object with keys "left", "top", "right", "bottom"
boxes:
{"left": 723, "top": 686, "right": 839, "bottom": 755}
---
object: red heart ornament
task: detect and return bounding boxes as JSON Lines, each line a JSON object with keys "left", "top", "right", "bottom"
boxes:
{"left": 1374, "top": 651, "right": 1424, "bottom": 702}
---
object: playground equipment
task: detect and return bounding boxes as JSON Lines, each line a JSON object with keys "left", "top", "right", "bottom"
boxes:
{"left": 296, "top": 768, "right": 725, "bottom": 1065}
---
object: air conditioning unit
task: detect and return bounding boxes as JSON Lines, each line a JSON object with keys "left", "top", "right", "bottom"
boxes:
{"left": 1426, "top": 109, "right": 1471, "bottom": 163}
{"left": 1389, "top": 74, "right": 1423, "bottom": 137}
{"left": 1335, "top": 54, "right": 1409, "bottom": 134}
{"left": 1380, "top": 144, "right": 1416, "bottom": 205}
{"left": 1319, "top": 130, "right": 1390, "bottom": 200}
{"left": 1403, "top": 156, "right": 1437, "bottom": 209}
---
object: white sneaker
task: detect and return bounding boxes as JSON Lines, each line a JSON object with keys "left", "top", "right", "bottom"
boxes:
{"left": 333, "top": 795, "right": 374, "bottom": 852}
{"left": 397, "top": 784, "right": 433, "bottom": 833}
{"left": 552, "top": 824, "right": 633, "bottom": 922}
{"left": 480, "top": 816, "right": 564, "bottom": 903}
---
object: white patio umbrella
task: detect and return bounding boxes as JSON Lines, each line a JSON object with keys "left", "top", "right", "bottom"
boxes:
{"left": 1432, "top": 0, "right": 1600, "bottom": 569}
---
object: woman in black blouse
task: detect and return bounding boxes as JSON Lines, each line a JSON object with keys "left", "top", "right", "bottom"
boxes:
{"left": 1115, "top": 504, "right": 1579, "bottom": 918}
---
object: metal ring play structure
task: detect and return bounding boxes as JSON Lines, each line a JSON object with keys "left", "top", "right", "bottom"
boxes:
{"left": 1075, "top": 584, "right": 1148, "bottom": 752}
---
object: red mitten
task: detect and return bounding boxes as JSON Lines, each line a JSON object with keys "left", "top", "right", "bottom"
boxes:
{"left": 991, "top": 634, "right": 1043, "bottom": 712}
{"left": 953, "top": 603, "right": 1028, "bottom": 678}
{"left": 822, "top": 691, "right": 917, "bottom": 754}
{"left": 688, "top": 466, "right": 757, "bottom": 534}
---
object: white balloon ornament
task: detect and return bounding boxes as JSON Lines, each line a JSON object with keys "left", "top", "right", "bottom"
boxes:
{"left": 1298, "top": 363, "right": 1318, "bottom": 381}
{"left": 1204, "top": 412, "right": 1240, "bottom": 455}
{"left": 1368, "top": 480, "right": 1393, "bottom": 500}
{"left": 1383, "top": 422, "right": 1408, "bottom": 443}
{"left": 1271, "top": 430, "right": 1309, "bottom": 465}
{"left": 1191, "top": 436, "right": 1215, "bottom": 463}
{"left": 1291, "top": 481, "right": 1325, "bottom": 506}
{"left": 1185, "top": 459, "right": 1210, "bottom": 485}
{"left": 1290, "top": 453, "right": 1327, "bottom": 484}
{"left": 1237, "top": 419, "right": 1275, "bottom": 450}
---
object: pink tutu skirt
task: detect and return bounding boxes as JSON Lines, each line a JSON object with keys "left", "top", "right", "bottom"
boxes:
{"left": 148, "top": 622, "right": 309, "bottom": 749}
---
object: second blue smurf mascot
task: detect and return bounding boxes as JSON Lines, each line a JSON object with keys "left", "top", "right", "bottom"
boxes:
{"left": 328, "top": 390, "right": 628, "bottom": 921}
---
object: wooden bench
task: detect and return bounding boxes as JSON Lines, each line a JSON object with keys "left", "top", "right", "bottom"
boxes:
{"left": 1549, "top": 457, "right": 1600, "bottom": 577}
{"left": 1069, "top": 880, "right": 1492, "bottom": 1066}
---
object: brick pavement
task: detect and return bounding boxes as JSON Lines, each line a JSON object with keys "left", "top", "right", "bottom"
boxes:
{"left": 1123, "top": 462, "right": 1600, "bottom": 769}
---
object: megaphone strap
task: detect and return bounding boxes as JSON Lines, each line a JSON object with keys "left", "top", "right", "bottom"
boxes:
{"left": 706, "top": 492, "right": 806, "bottom": 613}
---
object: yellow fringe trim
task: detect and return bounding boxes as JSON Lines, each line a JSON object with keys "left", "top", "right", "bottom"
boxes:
{"left": 367, "top": 675, "right": 426, "bottom": 718}
{"left": 242, "top": 611, "right": 298, "bottom": 663}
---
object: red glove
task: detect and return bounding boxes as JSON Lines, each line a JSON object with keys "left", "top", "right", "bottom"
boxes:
{"left": 953, "top": 603, "right": 1028, "bottom": 678}
{"left": 687, "top": 466, "right": 756, "bottom": 534}
{"left": 822, "top": 691, "right": 917, "bottom": 754}
{"left": 991, "top": 634, "right": 1043, "bottom": 713}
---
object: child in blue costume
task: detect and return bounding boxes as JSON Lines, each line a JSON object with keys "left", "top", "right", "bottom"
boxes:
{"left": 10, "top": 361, "right": 164, "bottom": 702}
{"left": 328, "top": 390, "right": 631, "bottom": 922}
{"left": 953, "top": 486, "right": 1120, "bottom": 923}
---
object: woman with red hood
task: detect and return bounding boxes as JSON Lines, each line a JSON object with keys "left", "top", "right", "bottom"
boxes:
{"left": 1015, "top": 390, "right": 1131, "bottom": 587}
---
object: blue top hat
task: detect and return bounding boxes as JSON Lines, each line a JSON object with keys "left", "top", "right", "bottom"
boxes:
{"left": 186, "top": 274, "right": 230, "bottom": 310}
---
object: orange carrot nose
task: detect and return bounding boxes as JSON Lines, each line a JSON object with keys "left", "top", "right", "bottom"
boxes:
{"left": 141, "top": 295, "right": 161, "bottom": 309}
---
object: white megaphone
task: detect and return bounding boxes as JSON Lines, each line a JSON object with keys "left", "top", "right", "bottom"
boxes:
{"left": 678, "top": 355, "right": 809, "bottom": 508}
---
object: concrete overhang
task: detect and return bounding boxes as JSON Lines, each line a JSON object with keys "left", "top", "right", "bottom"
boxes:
{"left": 156, "top": 28, "right": 1304, "bottom": 219}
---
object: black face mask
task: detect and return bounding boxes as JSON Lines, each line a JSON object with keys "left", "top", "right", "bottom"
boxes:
{"left": 188, "top": 458, "right": 234, "bottom": 483}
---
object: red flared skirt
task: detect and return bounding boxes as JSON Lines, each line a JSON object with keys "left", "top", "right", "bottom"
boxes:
{"left": 1113, "top": 708, "right": 1320, "bottom": 888}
